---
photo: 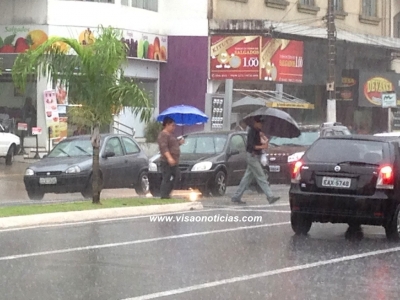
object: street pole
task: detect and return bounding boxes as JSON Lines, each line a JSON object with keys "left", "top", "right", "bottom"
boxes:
{"left": 326, "top": 0, "right": 337, "bottom": 122}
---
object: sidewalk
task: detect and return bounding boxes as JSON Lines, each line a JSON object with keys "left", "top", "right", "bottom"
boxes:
{"left": 0, "top": 201, "right": 204, "bottom": 229}
{"left": 14, "top": 155, "right": 40, "bottom": 164}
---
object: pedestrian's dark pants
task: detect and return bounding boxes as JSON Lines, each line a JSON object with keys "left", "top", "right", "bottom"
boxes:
{"left": 160, "top": 161, "right": 179, "bottom": 199}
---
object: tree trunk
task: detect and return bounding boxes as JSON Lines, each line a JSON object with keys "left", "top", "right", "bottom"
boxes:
{"left": 91, "top": 125, "right": 101, "bottom": 204}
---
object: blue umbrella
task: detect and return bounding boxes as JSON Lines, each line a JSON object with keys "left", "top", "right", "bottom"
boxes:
{"left": 157, "top": 105, "right": 209, "bottom": 126}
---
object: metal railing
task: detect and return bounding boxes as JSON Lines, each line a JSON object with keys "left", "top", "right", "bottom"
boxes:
{"left": 113, "top": 120, "right": 135, "bottom": 137}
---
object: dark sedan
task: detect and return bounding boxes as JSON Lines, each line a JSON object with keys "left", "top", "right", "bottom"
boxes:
{"left": 23, "top": 134, "right": 149, "bottom": 200}
{"left": 148, "top": 131, "right": 249, "bottom": 197}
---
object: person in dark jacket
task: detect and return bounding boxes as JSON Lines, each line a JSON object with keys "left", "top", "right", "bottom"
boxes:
{"left": 231, "top": 116, "right": 280, "bottom": 204}
{"left": 157, "top": 117, "right": 184, "bottom": 199}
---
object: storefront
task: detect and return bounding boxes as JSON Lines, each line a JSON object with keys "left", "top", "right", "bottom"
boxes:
{"left": 207, "top": 35, "right": 322, "bottom": 129}
{"left": 0, "top": 53, "right": 37, "bottom": 140}
{"left": 0, "top": 25, "right": 167, "bottom": 152}
{"left": 341, "top": 71, "right": 400, "bottom": 133}
{"left": 207, "top": 23, "right": 396, "bottom": 131}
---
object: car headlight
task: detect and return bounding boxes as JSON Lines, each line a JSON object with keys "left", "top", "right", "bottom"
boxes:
{"left": 288, "top": 152, "right": 304, "bottom": 163}
{"left": 149, "top": 162, "right": 157, "bottom": 172}
{"left": 191, "top": 161, "right": 213, "bottom": 172}
{"left": 65, "top": 166, "right": 81, "bottom": 173}
{"left": 25, "top": 168, "right": 34, "bottom": 176}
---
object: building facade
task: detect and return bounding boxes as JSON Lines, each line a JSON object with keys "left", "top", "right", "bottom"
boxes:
{"left": 207, "top": 0, "right": 400, "bottom": 133}
{"left": 0, "top": 0, "right": 209, "bottom": 153}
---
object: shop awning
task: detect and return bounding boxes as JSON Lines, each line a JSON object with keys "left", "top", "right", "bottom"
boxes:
{"left": 232, "top": 89, "right": 314, "bottom": 111}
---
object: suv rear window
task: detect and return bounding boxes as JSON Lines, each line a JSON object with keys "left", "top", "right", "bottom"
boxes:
{"left": 305, "top": 139, "right": 384, "bottom": 164}
{"left": 270, "top": 131, "right": 319, "bottom": 146}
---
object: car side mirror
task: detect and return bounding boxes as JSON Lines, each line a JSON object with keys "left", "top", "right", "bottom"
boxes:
{"left": 103, "top": 151, "right": 115, "bottom": 158}
{"left": 42, "top": 154, "right": 47, "bottom": 158}
{"left": 229, "top": 149, "right": 240, "bottom": 156}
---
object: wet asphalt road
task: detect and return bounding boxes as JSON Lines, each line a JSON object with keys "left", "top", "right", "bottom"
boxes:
{"left": 1, "top": 195, "right": 400, "bottom": 299}
{"left": 2, "top": 160, "right": 400, "bottom": 299}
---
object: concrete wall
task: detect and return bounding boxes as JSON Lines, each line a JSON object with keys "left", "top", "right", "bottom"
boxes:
{"left": 47, "top": 0, "right": 162, "bottom": 34}
{"left": 393, "top": 0, "right": 400, "bottom": 37}
{"left": 119, "top": 59, "right": 161, "bottom": 138}
{"left": 212, "top": 0, "right": 389, "bottom": 37}
{"left": 159, "top": 0, "right": 208, "bottom": 36}
{"left": 47, "top": 0, "right": 208, "bottom": 36}
{"left": 0, "top": 0, "right": 48, "bottom": 25}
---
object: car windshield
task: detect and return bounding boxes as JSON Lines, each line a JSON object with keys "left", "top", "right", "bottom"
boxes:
{"left": 48, "top": 139, "right": 93, "bottom": 157}
{"left": 269, "top": 131, "right": 319, "bottom": 147}
{"left": 306, "top": 139, "right": 384, "bottom": 164}
{"left": 180, "top": 135, "right": 228, "bottom": 154}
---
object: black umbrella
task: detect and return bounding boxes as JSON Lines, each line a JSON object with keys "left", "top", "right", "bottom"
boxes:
{"left": 243, "top": 107, "right": 301, "bottom": 138}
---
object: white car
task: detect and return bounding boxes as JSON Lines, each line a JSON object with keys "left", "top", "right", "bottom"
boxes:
{"left": 374, "top": 132, "right": 400, "bottom": 137}
{"left": 0, "top": 124, "right": 20, "bottom": 165}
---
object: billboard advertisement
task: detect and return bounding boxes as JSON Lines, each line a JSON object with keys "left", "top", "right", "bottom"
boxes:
{"left": 210, "top": 36, "right": 261, "bottom": 80}
{"left": 209, "top": 35, "right": 304, "bottom": 82}
{"left": 259, "top": 38, "right": 303, "bottom": 83}
{"left": 0, "top": 25, "right": 167, "bottom": 62}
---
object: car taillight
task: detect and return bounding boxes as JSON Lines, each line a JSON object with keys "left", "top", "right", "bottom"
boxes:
{"left": 291, "top": 161, "right": 303, "bottom": 183}
{"left": 376, "top": 165, "right": 394, "bottom": 189}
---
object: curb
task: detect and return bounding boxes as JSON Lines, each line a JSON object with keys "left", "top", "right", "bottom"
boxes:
{"left": 0, "top": 201, "right": 204, "bottom": 229}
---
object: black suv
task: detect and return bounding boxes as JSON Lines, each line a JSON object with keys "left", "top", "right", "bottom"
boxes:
{"left": 267, "top": 122, "right": 351, "bottom": 184}
{"left": 289, "top": 135, "right": 400, "bottom": 241}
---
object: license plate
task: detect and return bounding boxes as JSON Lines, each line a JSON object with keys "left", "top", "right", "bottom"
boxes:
{"left": 39, "top": 177, "right": 57, "bottom": 185}
{"left": 269, "top": 165, "right": 280, "bottom": 172}
{"left": 322, "top": 177, "right": 351, "bottom": 188}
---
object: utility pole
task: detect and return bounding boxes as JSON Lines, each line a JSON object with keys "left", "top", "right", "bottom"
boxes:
{"left": 326, "top": 0, "right": 337, "bottom": 122}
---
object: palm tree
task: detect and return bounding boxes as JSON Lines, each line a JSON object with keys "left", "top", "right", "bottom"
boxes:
{"left": 12, "top": 26, "right": 153, "bottom": 204}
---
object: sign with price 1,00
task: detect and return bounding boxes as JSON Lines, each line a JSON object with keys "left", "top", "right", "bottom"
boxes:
{"left": 209, "top": 36, "right": 304, "bottom": 83}
{"left": 209, "top": 36, "right": 261, "bottom": 80}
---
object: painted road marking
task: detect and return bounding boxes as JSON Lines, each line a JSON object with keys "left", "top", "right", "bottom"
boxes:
{"left": 0, "top": 207, "right": 288, "bottom": 233}
{"left": 0, "top": 222, "right": 289, "bottom": 261}
{"left": 122, "top": 246, "right": 400, "bottom": 300}
{"left": 220, "top": 209, "right": 290, "bottom": 213}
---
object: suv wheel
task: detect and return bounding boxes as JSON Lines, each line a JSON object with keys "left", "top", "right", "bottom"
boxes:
{"left": 345, "top": 224, "right": 363, "bottom": 241}
{"left": 27, "top": 189, "right": 44, "bottom": 201}
{"left": 291, "top": 212, "right": 312, "bottom": 235}
{"left": 211, "top": 171, "right": 227, "bottom": 197}
{"left": 385, "top": 204, "right": 400, "bottom": 242}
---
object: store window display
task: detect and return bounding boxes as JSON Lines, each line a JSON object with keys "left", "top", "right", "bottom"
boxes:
{"left": 22, "top": 97, "right": 37, "bottom": 135}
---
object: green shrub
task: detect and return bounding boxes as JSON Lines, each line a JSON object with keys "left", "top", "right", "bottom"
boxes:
{"left": 144, "top": 119, "right": 162, "bottom": 143}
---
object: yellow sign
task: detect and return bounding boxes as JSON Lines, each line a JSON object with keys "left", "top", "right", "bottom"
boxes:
{"left": 363, "top": 77, "right": 394, "bottom": 106}
{"left": 266, "top": 102, "right": 314, "bottom": 109}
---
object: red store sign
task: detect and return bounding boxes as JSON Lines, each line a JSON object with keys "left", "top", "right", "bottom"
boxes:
{"left": 209, "top": 35, "right": 304, "bottom": 83}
